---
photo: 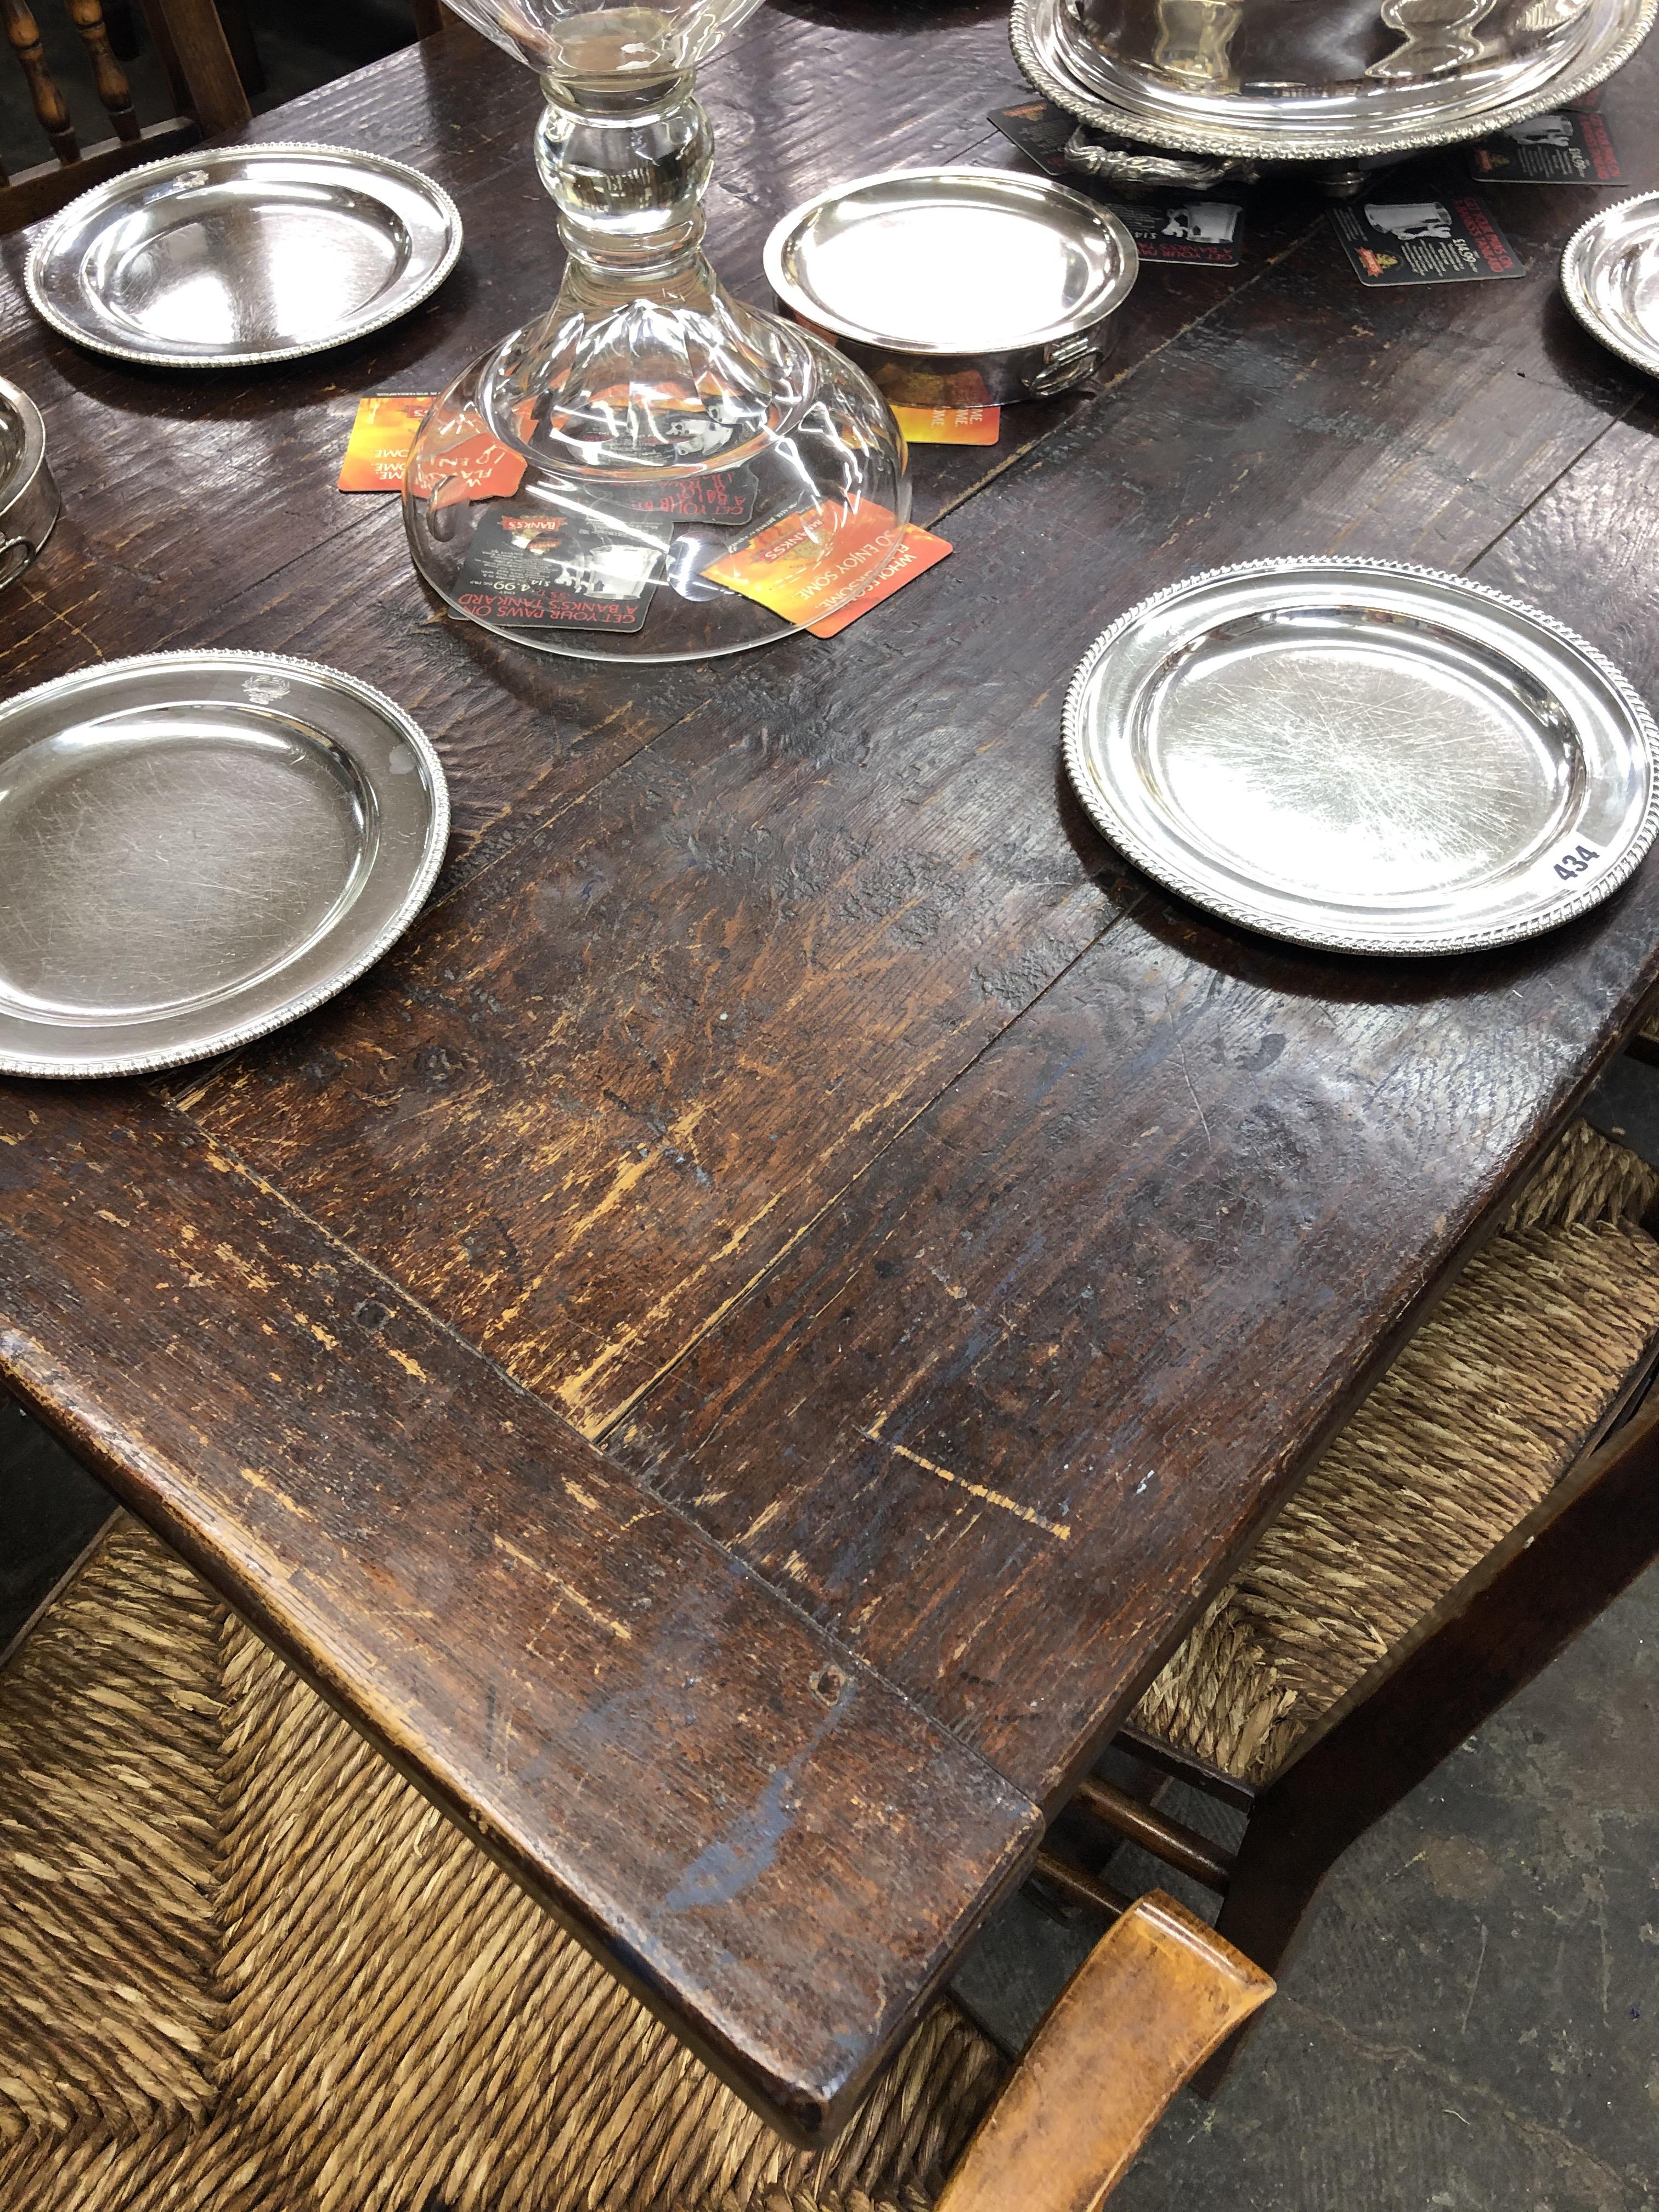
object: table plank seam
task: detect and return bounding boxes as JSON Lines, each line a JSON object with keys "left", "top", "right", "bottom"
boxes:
{"left": 588, "top": 890, "right": 1149, "bottom": 1449}
{"left": 1458, "top": 385, "right": 1649, "bottom": 575}
{"left": 128, "top": 1089, "right": 1047, "bottom": 1814}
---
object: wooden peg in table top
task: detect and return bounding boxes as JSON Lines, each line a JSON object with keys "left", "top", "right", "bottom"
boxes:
{"left": 935, "top": 1894, "right": 1273, "bottom": 2212}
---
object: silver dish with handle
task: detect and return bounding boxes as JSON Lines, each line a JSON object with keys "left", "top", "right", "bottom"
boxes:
{"left": 0, "top": 377, "right": 60, "bottom": 591}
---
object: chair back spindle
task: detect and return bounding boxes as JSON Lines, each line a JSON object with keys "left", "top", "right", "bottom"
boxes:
{"left": 66, "top": 0, "right": 142, "bottom": 145}
{"left": 0, "top": 0, "right": 249, "bottom": 229}
{"left": 3, "top": 0, "right": 81, "bottom": 171}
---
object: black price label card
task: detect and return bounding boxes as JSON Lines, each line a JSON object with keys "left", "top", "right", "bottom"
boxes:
{"left": 989, "top": 96, "right": 1078, "bottom": 174}
{"left": 454, "top": 507, "right": 668, "bottom": 631}
{"left": 1330, "top": 195, "right": 1524, "bottom": 285}
{"left": 1468, "top": 110, "right": 1621, "bottom": 182}
{"left": 1103, "top": 195, "right": 1245, "bottom": 265}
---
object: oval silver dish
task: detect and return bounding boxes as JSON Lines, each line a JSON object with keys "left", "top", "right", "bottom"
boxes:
{"left": 1063, "top": 558, "right": 1659, "bottom": 956}
{"left": 1012, "top": 0, "right": 1655, "bottom": 165}
{"left": 0, "top": 651, "right": 449, "bottom": 1077}
{"left": 0, "top": 376, "right": 60, "bottom": 590}
{"left": 1562, "top": 192, "right": 1659, "bottom": 380}
{"left": 765, "top": 166, "right": 1138, "bottom": 406}
{"left": 25, "top": 143, "right": 462, "bottom": 368}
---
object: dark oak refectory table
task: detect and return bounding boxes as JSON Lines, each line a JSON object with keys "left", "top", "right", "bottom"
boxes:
{"left": 4, "top": 0, "right": 1659, "bottom": 2147}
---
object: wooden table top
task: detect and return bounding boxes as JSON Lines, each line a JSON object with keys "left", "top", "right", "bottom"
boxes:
{"left": 3, "top": 0, "right": 1658, "bottom": 2146}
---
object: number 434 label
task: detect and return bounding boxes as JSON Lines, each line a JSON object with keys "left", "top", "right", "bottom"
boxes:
{"left": 1554, "top": 842, "right": 1601, "bottom": 883}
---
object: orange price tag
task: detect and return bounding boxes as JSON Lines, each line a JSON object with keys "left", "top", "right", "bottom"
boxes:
{"left": 417, "top": 430, "right": 528, "bottom": 510}
{"left": 337, "top": 393, "right": 436, "bottom": 490}
{"left": 808, "top": 524, "right": 952, "bottom": 638}
{"left": 341, "top": 393, "right": 527, "bottom": 509}
{"left": 891, "top": 404, "right": 1000, "bottom": 446}
{"left": 702, "top": 498, "right": 909, "bottom": 629}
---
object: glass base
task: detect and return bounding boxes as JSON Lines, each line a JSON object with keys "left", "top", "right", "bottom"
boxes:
{"left": 403, "top": 317, "right": 911, "bottom": 664}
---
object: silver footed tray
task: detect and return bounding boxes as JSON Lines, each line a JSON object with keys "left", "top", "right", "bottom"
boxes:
{"left": 1562, "top": 193, "right": 1659, "bottom": 380}
{"left": 765, "top": 166, "right": 1138, "bottom": 404}
{"left": 26, "top": 143, "right": 461, "bottom": 368}
{"left": 1063, "top": 558, "right": 1659, "bottom": 956}
{"left": 0, "top": 651, "right": 449, "bottom": 1077}
{"left": 1012, "top": 0, "right": 1656, "bottom": 165}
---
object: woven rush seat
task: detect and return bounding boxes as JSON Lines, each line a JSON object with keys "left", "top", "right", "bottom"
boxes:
{"left": 1132, "top": 1119, "right": 1659, "bottom": 1786}
{"left": 0, "top": 1526, "right": 1004, "bottom": 2212}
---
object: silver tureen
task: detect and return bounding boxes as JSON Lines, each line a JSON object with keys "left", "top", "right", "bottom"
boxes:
{"left": 1013, "top": 0, "right": 1656, "bottom": 190}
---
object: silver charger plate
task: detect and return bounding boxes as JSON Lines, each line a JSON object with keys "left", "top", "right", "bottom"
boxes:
{"left": 1562, "top": 193, "right": 1659, "bottom": 380}
{"left": 764, "top": 166, "right": 1137, "bottom": 362}
{"left": 0, "top": 651, "right": 449, "bottom": 1077}
{"left": 1012, "top": 0, "right": 1655, "bottom": 162}
{"left": 26, "top": 143, "right": 462, "bottom": 368}
{"left": 1063, "top": 559, "right": 1659, "bottom": 956}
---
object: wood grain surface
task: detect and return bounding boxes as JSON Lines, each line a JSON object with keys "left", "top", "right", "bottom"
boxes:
{"left": 0, "top": 1082, "right": 1037, "bottom": 2138}
{"left": 1, "top": 0, "right": 1657, "bottom": 2135}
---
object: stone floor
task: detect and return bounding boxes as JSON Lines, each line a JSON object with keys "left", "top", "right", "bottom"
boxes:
{"left": 3, "top": 1049, "right": 1657, "bottom": 2203}
{"left": 1107, "top": 1560, "right": 1659, "bottom": 2211}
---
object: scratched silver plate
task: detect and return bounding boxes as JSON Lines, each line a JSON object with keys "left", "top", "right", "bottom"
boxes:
{"left": 0, "top": 652, "right": 448, "bottom": 1077}
{"left": 1064, "top": 559, "right": 1659, "bottom": 955}
{"left": 1562, "top": 193, "right": 1659, "bottom": 381}
{"left": 25, "top": 143, "right": 461, "bottom": 367}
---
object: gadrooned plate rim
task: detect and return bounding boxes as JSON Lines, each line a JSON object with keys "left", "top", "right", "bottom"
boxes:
{"left": 0, "top": 648, "right": 450, "bottom": 1077}
{"left": 1561, "top": 191, "right": 1659, "bottom": 380}
{"left": 1011, "top": 0, "right": 1656, "bottom": 162}
{"left": 763, "top": 163, "right": 1139, "bottom": 357}
{"left": 23, "top": 141, "right": 464, "bottom": 368}
{"left": 1062, "top": 556, "right": 1659, "bottom": 956}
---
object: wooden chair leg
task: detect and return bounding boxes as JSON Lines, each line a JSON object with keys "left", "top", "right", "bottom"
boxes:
{"left": 1188, "top": 1817, "right": 1331, "bottom": 2094}
{"left": 411, "top": 0, "right": 443, "bottom": 33}
{"left": 935, "top": 1893, "right": 1273, "bottom": 2212}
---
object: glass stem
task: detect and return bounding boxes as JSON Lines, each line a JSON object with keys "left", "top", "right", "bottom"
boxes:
{"left": 495, "top": 50, "right": 800, "bottom": 472}
{"left": 534, "top": 63, "right": 715, "bottom": 300}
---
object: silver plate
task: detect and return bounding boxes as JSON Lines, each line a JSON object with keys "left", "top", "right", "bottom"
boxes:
{"left": 764, "top": 166, "right": 1137, "bottom": 359}
{"left": 1562, "top": 193, "right": 1659, "bottom": 380}
{"left": 1063, "top": 559, "right": 1659, "bottom": 956}
{"left": 1013, "top": 0, "right": 1655, "bottom": 162}
{"left": 25, "top": 143, "right": 462, "bottom": 368}
{"left": 0, "top": 651, "right": 449, "bottom": 1077}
